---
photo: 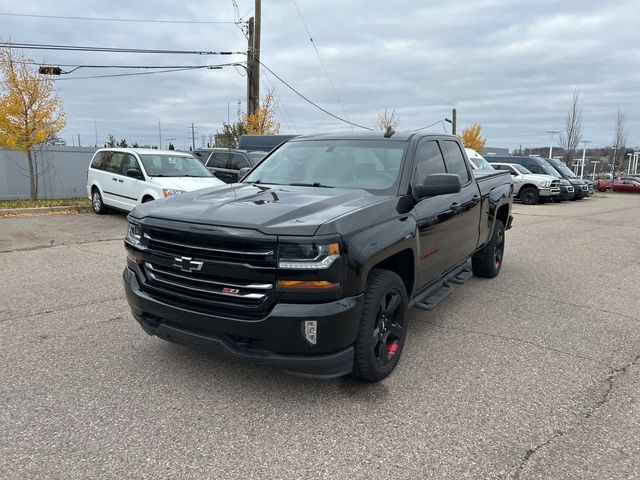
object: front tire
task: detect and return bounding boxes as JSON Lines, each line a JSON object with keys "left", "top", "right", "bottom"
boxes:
{"left": 472, "top": 219, "right": 505, "bottom": 278}
{"left": 353, "top": 269, "right": 408, "bottom": 382}
{"left": 519, "top": 186, "right": 539, "bottom": 205}
{"left": 91, "top": 188, "right": 108, "bottom": 215}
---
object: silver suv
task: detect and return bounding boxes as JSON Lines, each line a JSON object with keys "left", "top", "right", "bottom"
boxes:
{"left": 491, "top": 162, "right": 560, "bottom": 204}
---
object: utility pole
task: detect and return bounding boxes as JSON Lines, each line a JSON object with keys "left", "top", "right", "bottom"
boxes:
{"left": 191, "top": 123, "right": 196, "bottom": 151}
{"left": 77, "top": 133, "right": 81, "bottom": 147}
{"left": 158, "top": 121, "right": 162, "bottom": 149}
{"left": 94, "top": 120, "right": 98, "bottom": 147}
{"left": 247, "top": 17, "right": 256, "bottom": 116}
{"left": 451, "top": 108, "right": 457, "bottom": 135}
{"left": 253, "top": 0, "right": 261, "bottom": 115}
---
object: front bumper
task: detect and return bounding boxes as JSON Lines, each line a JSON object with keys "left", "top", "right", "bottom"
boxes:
{"left": 539, "top": 187, "right": 561, "bottom": 197}
{"left": 123, "top": 267, "right": 362, "bottom": 378}
{"left": 558, "top": 186, "right": 575, "bottom": 200}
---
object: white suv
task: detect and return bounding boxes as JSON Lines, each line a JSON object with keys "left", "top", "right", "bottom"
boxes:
{"left": 87, "top": 148, "right": 224, "bottom": 214}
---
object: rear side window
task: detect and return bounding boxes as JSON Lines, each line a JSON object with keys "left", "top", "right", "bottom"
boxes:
{"left": 211, "top": 153, "right": 231, "bottom": 169}
{"left": 228, "top": 153, "right": 249, "bottom": 170}
{"left": 441, "top": 141, "right": 470, "bottom": 183}
{"left": 414, "top": 140, "right": 446, "bottom": 184}
{"left": 105, "top": 152, "right": 126, "bottom": 174}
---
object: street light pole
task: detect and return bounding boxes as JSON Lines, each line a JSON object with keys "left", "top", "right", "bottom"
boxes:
{"left": 545, "top": 129, "right": 560, "bottom": 159}
{"left": 627, "top": 153, "right": 633, "bottom": 174}
{"left": 580, "top": 139, "right": 590, "bottom": 179}
{"left": 590, "top": 161, "right": 599, "bottom": 181}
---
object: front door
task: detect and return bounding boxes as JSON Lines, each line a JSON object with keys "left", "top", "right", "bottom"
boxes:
{"left": 413, "top": 139, "right": 463, "bottom": 289}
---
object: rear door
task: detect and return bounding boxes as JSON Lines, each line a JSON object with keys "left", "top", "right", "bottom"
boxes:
{"left": 228, "top": 153, "right": 250, "bottom": 183}
{"left": 413, "top": 139, "right": 463, "bottom": 288}
{"left": 208, "top": 153, "right": 234, "bottom": 183}
{"left": 101, "top": 151, "right": 128, "bottom": 209}
{"left": 439, "top": 140, "right": 482, "bottom": 263}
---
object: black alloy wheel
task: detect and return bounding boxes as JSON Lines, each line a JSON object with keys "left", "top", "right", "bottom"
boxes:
{"left": 353, "top": 269, "right": 408, "bottom": 382}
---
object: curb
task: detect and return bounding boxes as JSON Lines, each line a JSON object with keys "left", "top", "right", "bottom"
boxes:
{"left": 0, "top": 205, "right": 89, "bottom": 216}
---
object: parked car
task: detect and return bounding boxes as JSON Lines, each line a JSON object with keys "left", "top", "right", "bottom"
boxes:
{"left": 597, "top": 178, "right": 640, "bottom": 193}
{"left": 486, "top": 156, "right": 575, "bottom": 201}
{"left": 123, "top": 131, "right": 513, "bottom": 381}
{"left": 192, "top": 147, "right": 229, "bottom": 164}
{"left": 544, "top": 158, "right": 590, "bottom": 199}
{"left": 87, "top": 148, "right": 224, "bottom": 214}
{"left": 490, "top": 162, "right": 560, "bottom": 204}
{"left": 199, "top": 149, "right": 267, "bottom": 183}
{"left": 465, "top": 148, "right": 495, "bottom": 171}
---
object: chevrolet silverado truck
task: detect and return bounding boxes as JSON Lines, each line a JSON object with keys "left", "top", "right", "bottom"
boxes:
{"left": 123, "top": 132, "right": 513, "bottom": 382}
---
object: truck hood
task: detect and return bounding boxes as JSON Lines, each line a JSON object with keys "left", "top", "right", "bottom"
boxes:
{"left": 521, "top": 173, "right": 557, "bottom": 183}
{"left": 130, "top": 183, "right": 393, "bottom": 236}
{"left": 146, "top": 176, "right": 225, "bottom": 191}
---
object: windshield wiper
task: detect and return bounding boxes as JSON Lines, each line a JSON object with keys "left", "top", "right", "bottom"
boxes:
{"left": 288, "top": 182, "right": 334, "bottom": 188}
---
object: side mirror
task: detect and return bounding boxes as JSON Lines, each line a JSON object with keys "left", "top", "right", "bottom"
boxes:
{"left": 126, "top": 168, "right": 142, "bottom": 179}
{"left": 413, "top": 173, "right": 462, "bottom": 199}
{"left": 238, "top": 167, "right": 251, "bottom": 181}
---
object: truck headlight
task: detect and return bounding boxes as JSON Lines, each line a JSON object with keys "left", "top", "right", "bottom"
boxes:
{"left": 125, "top": 222, "right": 142, "bottom": 247}
{"left": 541, "top": 181, "right": 551, "bottom": 187}
{"left": 162, "top": 188, "right": 185, "bottom": 198}
{"left": 278, "top": 242, "right": 340, "bottom": 270}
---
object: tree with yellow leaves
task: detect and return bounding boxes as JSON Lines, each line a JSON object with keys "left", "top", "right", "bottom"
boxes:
{"left": 242, "top": 90, "right": 280, "bottom": 135}
{"left": 0, "top": 45, "right": 66, "bottom": 199}
{"left": 460, "top": 124, "right": 486, "bottom": 153}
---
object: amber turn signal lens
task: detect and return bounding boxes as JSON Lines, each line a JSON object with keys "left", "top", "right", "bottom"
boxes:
{"left": 327, "top": 243, "right": 340, "bottom": 255}
{"left": 277, "top": 280, "right": 340, "bottom": 289}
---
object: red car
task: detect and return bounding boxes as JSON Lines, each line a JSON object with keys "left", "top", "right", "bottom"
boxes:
{"left": 596, "top": 179, "right": 640, "bottom": 192}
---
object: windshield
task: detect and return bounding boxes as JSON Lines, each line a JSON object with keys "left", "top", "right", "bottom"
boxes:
{"left": 242, "top": 139, "right": 407, "bottom": 192}
{"left": 547, "top": 159, "right": 576, "bottom": 178}
{"left": 512, "top": 164, "right": 532, "bottom": 174}
{"left": 470, "top": 157, "right": 494, "bottom": 170}
{"left": 138, "top": 153, "right": 212, "bottom": 177}
{"left": 536, "top": 159, "right": 562, "bottom": 178}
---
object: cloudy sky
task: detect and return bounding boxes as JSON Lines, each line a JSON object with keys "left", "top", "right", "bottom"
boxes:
{"left": 1, "top": 0, "right": 638, "bottom": 150}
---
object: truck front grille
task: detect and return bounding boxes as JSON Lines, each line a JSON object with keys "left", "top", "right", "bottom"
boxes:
{"left": 143, "top": 228, "right": 276, "bottom": 268}
{"left": 142, "top": 261, "right": 272, "bottom": 308}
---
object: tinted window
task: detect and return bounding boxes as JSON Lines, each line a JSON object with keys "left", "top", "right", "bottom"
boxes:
{"left": 105, "top": 152, "right": 125, "bottom": 174}
{"left": 228, "top": 153, "right": 249, "bottom": 170}
{"left": 414, "top": 140, "right": 446, "bottom": 184}
{"left": 441, "top": 141, "right": 470, "bottom": 183}
{"left": 211, "top": 153, "right": 231, "bottom": 169}
{"left": 91, "top": 151, "right": 110, "bottom": 170}
{"left": 122, "top": 154, "right": 140, "bottom": 175}
{"left": 138, "top": 153, "right": 212, "bottom": 177}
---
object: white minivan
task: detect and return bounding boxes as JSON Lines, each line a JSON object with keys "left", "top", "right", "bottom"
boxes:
{"left": 86, "top": 148, "right": 225, "bottom": 214}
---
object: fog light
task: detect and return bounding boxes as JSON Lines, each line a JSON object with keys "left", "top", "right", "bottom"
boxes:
{"left": 304, "top": 320, "right": 317, "bottom": 345}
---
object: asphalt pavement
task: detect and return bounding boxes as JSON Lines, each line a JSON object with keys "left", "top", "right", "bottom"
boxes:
{"left": 1, "top": 193, "right": 639, "bottom": 479}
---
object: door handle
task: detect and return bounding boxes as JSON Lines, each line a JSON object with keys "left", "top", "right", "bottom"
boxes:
{"left": 112, "top": 178, "right": 118, "bottom": 182}
{"left": 118, "top": 179, "right": 124, "bottom": 183}
{"left": 450, "top": 202, "right": 462, "bottom": 212}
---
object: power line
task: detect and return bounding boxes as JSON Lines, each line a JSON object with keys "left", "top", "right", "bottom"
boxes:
{"left": 53, "top": 67, "right": 206, "bottom": 81}
{"left": 1, "top": 42, "right": 245, "bottom": 55}
{"left": 290, "top": 0, "right": 352, "bottom": 129}
{"left": 0, "top": 12, "right": 240, "bottom": 24}
{"left": 258, "top": 60, "right": 372, "bottom": 131}
{"left": 261, "top": 67, "right": 299, "bottom": 133}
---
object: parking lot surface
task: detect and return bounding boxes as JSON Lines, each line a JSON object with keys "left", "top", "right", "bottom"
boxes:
{"left": 2, "top": 193, "right": 640, "bottom": 479}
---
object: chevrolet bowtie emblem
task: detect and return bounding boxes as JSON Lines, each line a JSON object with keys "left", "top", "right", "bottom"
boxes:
{"left": 172, "top": 256, "right": 204, "bottom": 273}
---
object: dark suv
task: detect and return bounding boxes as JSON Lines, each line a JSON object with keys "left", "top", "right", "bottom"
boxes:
{"left": 195, "top": 149, "right": 266, "bottom": 183}
{"left": 545, "top": 158, "right": 590, "bottom": 199}
{"left": 487, "top": 156, "right": 575, "bottom": 201}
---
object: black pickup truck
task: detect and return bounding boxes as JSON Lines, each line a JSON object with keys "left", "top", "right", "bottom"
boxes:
{"left": 123, "top": 132, "right": 513, "bottom": 381}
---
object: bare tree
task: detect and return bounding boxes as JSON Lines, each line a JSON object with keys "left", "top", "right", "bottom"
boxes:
{"left": 559, "top": 89, "right": 583, "bottom": 164}
{"left": 611, "top": 110, "right": 627, "bottom": 173}
{"left": 375, "top": 108, "right": 400, "bottom": 131}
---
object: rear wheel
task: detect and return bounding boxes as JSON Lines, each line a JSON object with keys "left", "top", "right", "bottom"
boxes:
{"left": 91, "top": 188, "right": 108, "bottom": 215}
{"left": 472, "top": 219, "right": 505, "bottom": 278}
{"left": 519, "top": 186, "right": 539, "bottom": 205}
{"left": 353, "top": 269, "right": 408, "bottom": 382}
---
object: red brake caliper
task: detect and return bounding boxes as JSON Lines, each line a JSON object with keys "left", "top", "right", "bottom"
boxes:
{"left": 386, "top": 341, "right": 399, "bottom": 357}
